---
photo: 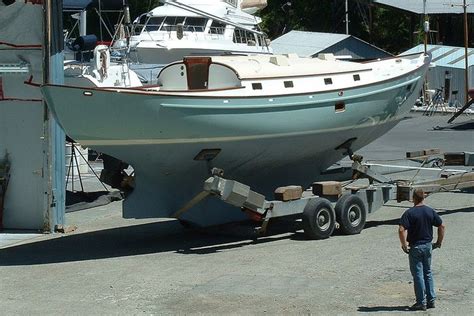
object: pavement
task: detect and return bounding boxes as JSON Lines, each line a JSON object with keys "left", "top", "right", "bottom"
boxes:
{"left": 0, "top": 113, "right": 473, "bottom": 315}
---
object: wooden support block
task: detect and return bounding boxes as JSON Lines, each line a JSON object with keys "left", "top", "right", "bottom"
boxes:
{"left": 274, "top": 185, "right": 303, "bottom": 201}
{"left": 465, "top": 152, "right": 474, "bottom": 166}
{"left": 54, "top": 225, "right": 77, "bottom": 234}
{"left": 406, "top": 150, "right": 425, "bottom": 158}
{"left": 312, "top": 181, "right": 342, "bottom": 197}
{"left": 444, "top": 152, "right": 466, "bottom": 165}
{"left": 423, "top": 148, "right": 441, "bottom": 156}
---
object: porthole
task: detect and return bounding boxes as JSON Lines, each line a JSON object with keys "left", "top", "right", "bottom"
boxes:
{"left": 324, "top": 78, "right": 333, "bottom": 85}
{"left": 252, "top": 83, "right": 263, "bottom": 90}
{"left": 284, "top": 81, "right": 294, "bottom": 88}
{"left": 335, "top": 102, "right": 345, "bottom": 113}
{"left": 353, "top": 74, "right": 360, "bottom": 81}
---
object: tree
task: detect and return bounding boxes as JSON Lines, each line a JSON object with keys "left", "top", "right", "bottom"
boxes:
{"left": 259, "top": 0, "right": 415, "bottom": 54}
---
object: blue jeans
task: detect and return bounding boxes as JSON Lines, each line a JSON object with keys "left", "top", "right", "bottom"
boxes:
{"left": 409, "top": 242, "right": 436, "bottom": 305}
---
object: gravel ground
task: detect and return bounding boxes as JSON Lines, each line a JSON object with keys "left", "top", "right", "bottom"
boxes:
{"left": 0, "top": 114, "right": 473, "bottom": 315}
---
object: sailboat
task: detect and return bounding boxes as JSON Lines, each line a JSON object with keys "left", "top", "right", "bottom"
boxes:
{"left": 41, "top": 52, "right": 431, "bottom": 226}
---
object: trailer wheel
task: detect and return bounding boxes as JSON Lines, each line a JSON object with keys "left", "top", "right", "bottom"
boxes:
{"left": 302, "top": 198, "right": 335, "bottom": 240}
{"left": 335, "top": 194, "right": 367, "bottom": 235}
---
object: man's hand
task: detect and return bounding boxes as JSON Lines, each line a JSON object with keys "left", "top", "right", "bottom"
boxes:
{"left": 401, "top": 244, "right": 409, "bottom": 254}
{"left": 432, "top": 242, "right": 441, "bottom": 250}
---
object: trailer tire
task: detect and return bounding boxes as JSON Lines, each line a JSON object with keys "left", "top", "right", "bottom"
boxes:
{"left": 302, "top": 198, "right": 335, "bottom": 240}
{"left": 335, "top": 194, "right": 366, "bottom": 235}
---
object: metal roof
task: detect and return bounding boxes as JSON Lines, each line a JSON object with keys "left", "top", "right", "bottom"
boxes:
{"left": 402, "top": 44, "right": 474, "bottom": 69}
{"left": 373, "top": 0, "right": 474, "bottom": 14}
{"left": 271, "top": 31, "right": 350, "bottom": 57}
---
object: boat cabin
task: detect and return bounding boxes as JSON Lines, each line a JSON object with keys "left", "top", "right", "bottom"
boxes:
{"left": 130, "top": 0, "right": 271, "bottom": 51}
{"left": 157, "top": 57, "right": 241, "bottom": 90}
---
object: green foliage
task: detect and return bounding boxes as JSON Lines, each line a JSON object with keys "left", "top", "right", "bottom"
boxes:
{"left": 259, "top": 0, "right": 416, "bottom": 54}
{"left": 127, "top": 0, "right": 161, "bottom": 20}
{"left": 370, "top": 7, "right": 412, "bottom": 54}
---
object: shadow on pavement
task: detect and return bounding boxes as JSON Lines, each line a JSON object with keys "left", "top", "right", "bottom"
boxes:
{"left": 358, "top": 305, "right": 409, "bottom": 312}
{"left": 1, "top": 206, "right": 471, "bottom": 266}
{"left": 0, "top": 219, "right": 299, "bottom": 266}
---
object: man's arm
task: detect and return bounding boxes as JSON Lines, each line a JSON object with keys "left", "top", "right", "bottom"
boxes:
{"left": 398, "top": 225, "right": 409, "bottom": 253}
{"left": 434, "top": 223, "right": 445, "bottom": 248}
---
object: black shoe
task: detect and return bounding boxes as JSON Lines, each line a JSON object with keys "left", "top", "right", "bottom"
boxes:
{"left": 409, "top": 303, "right": 427, "bottom": 311}
{"left": 427, "top": 301, "right": 435, "bottom": 309}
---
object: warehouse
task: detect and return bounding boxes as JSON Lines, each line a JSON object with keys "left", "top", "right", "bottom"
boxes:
{"left": 271, "top": 30, "right": 391, "bottom": 60}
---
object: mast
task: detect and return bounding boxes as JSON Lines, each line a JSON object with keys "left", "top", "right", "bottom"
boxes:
{"left": 463, "top": 0, "right": 469, "bottom": 104}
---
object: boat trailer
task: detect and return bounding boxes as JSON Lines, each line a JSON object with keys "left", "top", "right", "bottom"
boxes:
{"left": 174, "top": 151, "right": 474, "bottom": 239}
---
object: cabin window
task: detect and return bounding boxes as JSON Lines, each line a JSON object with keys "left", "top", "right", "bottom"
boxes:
{"left": 144, "top": 17, "right": 165, "bottom": 32}
{"left": 353, "top": 74, "right": 360, "bottom": 81}
{"left": 233, "top": 29, "right": 257, "bottom": 45}
{"left": 161, "top": 16, "right": 185, "bottom": 32}
{"left": 335, "top": 102, "right": 346, "bottom": 113}
{"left": 324, "top": 78, "right": 333, "bottom": 85}
{"left": 209, "top": 20, "right": 226, "bottom": 34}
{"left": 184, "top": 17, "right": 207, "bottom": 32}
{"left": 284, "top": 81, "right": 294, "bottom": 88}
{"left": 252, "top": 83, "right": 263, "bottom": 90}
{"left": 185, "top": 57, "right": 211, "bottom": 90}
{"left": 225, "top": 0, "right": 238, "bottom": 7}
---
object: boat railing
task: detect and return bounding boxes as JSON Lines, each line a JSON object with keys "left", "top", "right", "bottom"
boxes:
{"left": 136, "top": 28, "right": 231, "bottom": 43}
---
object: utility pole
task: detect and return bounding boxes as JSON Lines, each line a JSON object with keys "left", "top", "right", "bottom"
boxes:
{"left": 463, "top": 0, "right": 469, "bottom": 104}
{"left": 423, "top": 0, "right": 429, "bottom": 104}
{"left": 423, "top": 0, "right": 428, "bottom": 54}
{"left": 345, "top": 0, "right": 349, "bottom": 34}
{"left": 449, "top": 0, "right": 471, "bottom": 104}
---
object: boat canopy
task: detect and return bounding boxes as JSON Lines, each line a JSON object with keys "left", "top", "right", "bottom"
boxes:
{"left": 149, "top": 6, "right": 202, "bottom": 17}
{"left": 63, "top": 0, "right": 127, "bottom": 11}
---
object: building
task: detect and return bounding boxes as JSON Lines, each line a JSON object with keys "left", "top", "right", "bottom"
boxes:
{"left": 403, "top": 44, "right": 474, "bottom": 104}
{"left": 0, "top": 1, "right": 64, "bottom": 231}
{"left": 271, "top": 30, "right": 391, "bottom": 60}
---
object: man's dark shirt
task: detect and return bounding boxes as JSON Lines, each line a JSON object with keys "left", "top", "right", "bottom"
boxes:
{"left": 400, "top": 205, "right": 443, "bottom": 247}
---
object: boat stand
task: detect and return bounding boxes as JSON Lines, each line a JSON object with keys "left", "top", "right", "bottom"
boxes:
{"left": 174, "top": 151, "right": 474, "bottom": 239}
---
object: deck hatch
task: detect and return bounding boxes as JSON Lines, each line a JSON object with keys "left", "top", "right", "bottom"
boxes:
{"left": 184, "top": 57, "right": 211, "bottom": 90}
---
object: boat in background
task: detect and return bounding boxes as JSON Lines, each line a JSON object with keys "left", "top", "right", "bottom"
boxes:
{"left": 41, "top": 52, "right": 431, "bottom": 227}
{"left": 127, "top": 0, "right": 272, "bottom": 83}
{"left": 62, "top": 0, "right": 142, "bottom": 88}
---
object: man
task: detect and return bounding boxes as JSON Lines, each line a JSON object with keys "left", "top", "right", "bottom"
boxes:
{"left": 399, "top": 189, "right": 445, "bottom": 311}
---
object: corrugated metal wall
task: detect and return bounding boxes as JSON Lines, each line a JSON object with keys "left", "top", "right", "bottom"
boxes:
{"left": 426, "top": 65, "right": 474, "bottom": 105}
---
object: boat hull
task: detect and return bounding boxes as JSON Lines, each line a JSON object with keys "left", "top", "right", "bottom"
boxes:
{"left": 41, "top": 62, "right": 427, "bottom": 226}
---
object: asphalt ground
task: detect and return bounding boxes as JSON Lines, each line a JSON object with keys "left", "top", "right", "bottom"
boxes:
{"left": 0, "top": 113, "right": 473, "bottom": 315}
